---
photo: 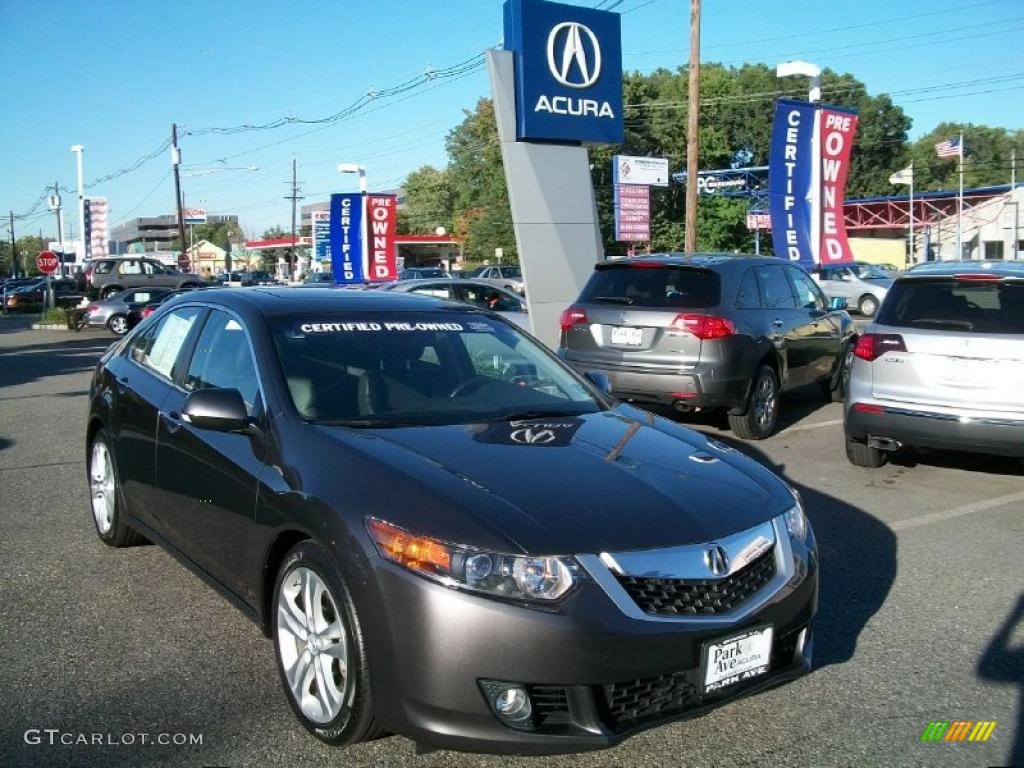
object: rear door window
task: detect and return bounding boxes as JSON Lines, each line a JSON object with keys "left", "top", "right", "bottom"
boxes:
{"left": 138, "top": 306, "right": 203, "bottom": 380}
{"left": 877, "top": 279, "right": 1024, "bottom": 334}
{"left": 580, "top": 265, "right": 721, "bottom": 308}
{"left": 735, "top": 269, "right": 761, "bottom": 309}
{"left": 754, "top": 266, "right": 798, "bottom": 309}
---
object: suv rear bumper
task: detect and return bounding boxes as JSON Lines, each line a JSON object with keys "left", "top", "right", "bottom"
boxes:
{"left": 559, "top": 352, "right": 750, "bottom": 410}
{"left": 845, "top": 401, "right": 1024, "bottom": 458}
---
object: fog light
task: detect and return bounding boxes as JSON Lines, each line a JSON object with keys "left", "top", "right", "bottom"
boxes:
{"left": 493, "top": 686, "right": 531, "bottom": 721}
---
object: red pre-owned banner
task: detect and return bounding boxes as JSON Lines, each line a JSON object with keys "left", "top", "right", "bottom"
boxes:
{"left": 819, "top": 108, "right": 859, "bottom": 264}
{"left": 366, "top": 195, "right": 398, "bottom": 281}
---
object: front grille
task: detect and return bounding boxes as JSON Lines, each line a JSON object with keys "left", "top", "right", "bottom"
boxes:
{"left": 601, "top": 671, "right": 700, "bottom": 731}
{"left": 614, "top": 548, "right": 776, "bottom": 616}
{"left": 528, "top": 685, "right": 571, "bottom": 728}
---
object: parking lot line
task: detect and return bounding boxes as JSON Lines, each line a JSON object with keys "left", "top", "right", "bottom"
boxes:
{"left": 889, "top": 489, "right": 1024, "bottom": 531}
{"left": 783, "top": 418, "right": 844, "bottom": 433}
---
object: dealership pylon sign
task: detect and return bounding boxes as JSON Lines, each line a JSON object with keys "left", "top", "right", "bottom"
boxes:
{"left": 769, "top": 99, "right": 858, "bottom": 266}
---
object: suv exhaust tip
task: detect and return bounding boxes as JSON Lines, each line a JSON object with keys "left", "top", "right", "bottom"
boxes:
{"left": 867, "top": 436, "right": 902, "bottom": 451}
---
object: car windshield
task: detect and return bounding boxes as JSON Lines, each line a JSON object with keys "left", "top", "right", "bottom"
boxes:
{"left": 271, "top": 312, "right": 600, "bottom": 426}
{"left": 580, "top": 264, "right": 721, "bottom": 308}
{"left": 877, "top": 278, "right": 1024, "bottom": 334}
{"left": 852, "top": 263, "right": 890, "bottom": 280}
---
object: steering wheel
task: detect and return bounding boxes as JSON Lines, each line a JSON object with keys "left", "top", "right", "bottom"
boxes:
{"left": 448, "top": 376, "right": 490, "bottom": 398}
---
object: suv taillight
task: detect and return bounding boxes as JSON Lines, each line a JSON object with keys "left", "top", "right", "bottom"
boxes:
{"left": 670, "top": 313, "right": 735, "bottom": 340}
{"left": 854, "top": 333, "right": 907, "bottom": 361}
{"left": 559, "top": 306, "right": 588, "bottom": 332}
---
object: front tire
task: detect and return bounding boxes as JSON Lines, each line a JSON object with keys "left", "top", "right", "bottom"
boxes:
{"left": 88, "top": 431, "right": 144, "bottom": 547}
{"left": 272, "top": 541, "right": 378, "bottom": 746}
{"left": 728, "top": 365, "right": 780, "bottom": 440}
{"left": 858, "top": 294, "right": 879, "bottom": 317}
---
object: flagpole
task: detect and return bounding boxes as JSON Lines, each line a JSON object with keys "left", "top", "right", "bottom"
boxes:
{"left": 908, "top": 162, "right": 915, "bottom": 264}
{"left": 956, "top": 131, "right": 964, "bottom": 259}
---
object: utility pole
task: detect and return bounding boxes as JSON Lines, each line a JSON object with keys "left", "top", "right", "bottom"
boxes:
{"left": 171, "top": 123, "right": 188, "bottom": 270}
{"left": 51, "top": 181, "right": 65, "bottom": 276}
{"left": 683, "top": 0, "right": 701, "bottom": 253}
{"left": 8, "top": 211, "right": 16, "bottom": 278}
{"left": 284, "top": 158, "right": 304, "bottom": 280}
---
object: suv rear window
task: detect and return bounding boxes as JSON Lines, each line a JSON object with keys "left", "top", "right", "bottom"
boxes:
{"left": 877, "top": 278, "right": 1024, "bottom": 334}
{"left": 580, "top": 265, "right": 721, "bottom": 308}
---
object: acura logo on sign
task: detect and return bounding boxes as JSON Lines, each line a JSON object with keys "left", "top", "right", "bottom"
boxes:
{"left": 510, "top": 428, "right": 558, "bottom": 445}
{"left": 705, "top": 545, "right": 730, "bottom": 577}
{"left": 547, "top": 22, "right": 602, "bottom": 88}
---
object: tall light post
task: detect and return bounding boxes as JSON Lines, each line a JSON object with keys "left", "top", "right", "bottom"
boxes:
{"left": 776, "top": 60, "right": 822, "bottom": 263}
{"left": 70, "top": 145, "right": 85, "bottom": 264}
{"left": 338, "top": 164, "right": 368, "bottom": 282}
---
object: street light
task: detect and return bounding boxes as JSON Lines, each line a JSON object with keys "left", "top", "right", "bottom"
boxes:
{"left": 70, "top": 145, "right": 85, "bottom": 265}
{"left": 776, "top": 60, "right": 822, "bottom": 263}
{"left": 338, "top": 163, "right": 367, "bottom": 194}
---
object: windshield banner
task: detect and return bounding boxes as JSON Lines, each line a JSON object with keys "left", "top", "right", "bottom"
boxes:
{"left": 819, "top": 107, "right": 858, "bottom": 265}
{"left": 330, "top": 193, "right": 364, "bottom": 284}
{"left": 769, "top": 99, "right": 815, "bottom": 268}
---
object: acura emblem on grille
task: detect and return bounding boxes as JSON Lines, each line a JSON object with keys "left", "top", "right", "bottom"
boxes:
{"left": 705, "top": 545, "right": 729, "bottom": 576}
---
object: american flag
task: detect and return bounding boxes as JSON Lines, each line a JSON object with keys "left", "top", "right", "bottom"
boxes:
{"left": 935, "top": 137, "right": 962, "bottom": 158}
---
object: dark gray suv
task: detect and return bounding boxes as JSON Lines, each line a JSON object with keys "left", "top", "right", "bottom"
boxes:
{"left": 558, "top": 254, "right": 857, "bottom": 439}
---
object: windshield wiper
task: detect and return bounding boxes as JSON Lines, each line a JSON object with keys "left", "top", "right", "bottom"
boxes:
{"left": 481, "top": 409, "right": 592, "bottom": 423}
{"left": 317, "top": 418, "right": 424, "bottom": 429}
{"left": 908, "top": 318, "right": 974, "bottom": 330}
{"left": 592, "top": 296, "right": 634, "bottom": 305}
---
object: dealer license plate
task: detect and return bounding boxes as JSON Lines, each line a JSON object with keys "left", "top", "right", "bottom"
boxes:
{"left": 702, "top": 626, "right": 773, "bottom": 693}
{"left": 610, "top": 326, "right": 644, "bottom": 346}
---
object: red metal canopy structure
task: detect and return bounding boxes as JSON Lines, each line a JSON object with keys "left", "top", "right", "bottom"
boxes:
{"left": 844, "top": 184, "right": 1017, "bottom": 231}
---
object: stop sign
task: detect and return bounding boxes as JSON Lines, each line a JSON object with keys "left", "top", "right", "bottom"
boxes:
{"left": 37, "top": 251, "right": 59, "bottom": 274}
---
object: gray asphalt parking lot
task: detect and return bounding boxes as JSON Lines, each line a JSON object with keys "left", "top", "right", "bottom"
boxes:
{"left": 0, "top": 322, "right": 1021, "bottom": 768}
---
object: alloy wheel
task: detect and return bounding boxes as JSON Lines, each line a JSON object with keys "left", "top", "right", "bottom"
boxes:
{"left": 89, "top": 440, "right": 116, "bottom": 534}
{"left": 753, "top": 372, "right": 778, "bottom": 432}
{"left": 276, "top": 566, "right": 350, "bottom": 724}
{"left": 109, "top": 315, "right": 128, "bottom": 335}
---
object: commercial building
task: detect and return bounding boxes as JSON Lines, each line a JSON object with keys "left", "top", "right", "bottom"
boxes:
{"left": 110, "top": 214, "right": 239, "bottom": 253}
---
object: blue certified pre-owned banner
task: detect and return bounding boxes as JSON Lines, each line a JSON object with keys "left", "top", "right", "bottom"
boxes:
{"left": 330, "top": 193, "right": 364, "bottom": 284}
{"left": 769, "top": 99, "right": 816, "bottom": 267}
{"left": 503, "top": 0, "right": 623, "bottom": 144}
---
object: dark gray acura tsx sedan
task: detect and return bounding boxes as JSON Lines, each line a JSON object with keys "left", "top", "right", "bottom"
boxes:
{"left": 86, "top": 288, "right": 818, "bottom": 755}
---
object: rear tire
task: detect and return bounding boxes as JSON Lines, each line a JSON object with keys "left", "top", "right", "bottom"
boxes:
{"left": 858, "top": 294, "right": 879, "bottom": 317}
{"left": 107, "top": 314, "right": 129, "bottom": 336}
{"left": 845, "top": 435, "right": 888, "bottom": 468}
{"left": 728, "top": 365, "right": 779, "bottom": 440}
{"left": 272, "top": 540, "right": 380, "bottom": 747}
{"left": 88, "top": 430, "right": 145, "bottom": 547}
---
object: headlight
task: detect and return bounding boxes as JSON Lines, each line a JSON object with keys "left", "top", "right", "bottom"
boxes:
{"left": 366, "top": 518, "right": 579, "bottom": 602}
{"left": 783, "top": 492, "right": 808, "bottom": 543}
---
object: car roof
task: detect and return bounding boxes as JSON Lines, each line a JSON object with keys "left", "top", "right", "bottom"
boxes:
{"left": 599, "top": 253, "right": 778, "bottom": 270}
{"left": 166, "top": 286, "right": 462, "bottom": 317}
{"left": 901, "top": 260, "right": 1024, "bottom": 279}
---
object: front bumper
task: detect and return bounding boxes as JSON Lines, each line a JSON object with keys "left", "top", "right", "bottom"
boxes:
{"left": 845, "top": 401, "right": 1024, "bottom": 458}
{"left": 360, "top": 521, "right": 818, "bottom": 755}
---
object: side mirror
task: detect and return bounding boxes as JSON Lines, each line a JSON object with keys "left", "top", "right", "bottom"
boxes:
{"left": 182, "top": 388, "right": 249, "bottom": 432}
{"left": 829, "top": 296, "right": 848, "bottom": 311}
{"left": 585, "top": 371, "right": 614, "bottom": 395}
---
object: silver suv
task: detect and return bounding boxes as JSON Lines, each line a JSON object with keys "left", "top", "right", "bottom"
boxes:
{"left": 844, "top": 261, "right": 1024, "bottom": 467}
{"left": 84, "top": 257, "right": 203, "bottom": 300}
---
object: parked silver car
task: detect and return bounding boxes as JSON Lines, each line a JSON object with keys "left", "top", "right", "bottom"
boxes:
{"left": 381, "top": 278, "right": 529, "bottom": 330}
{"left": 469, "top": 265, "right": 526, "bottom": 295}
{"left": 811, "top": 261, "right": 892, "bottom": 317}
{"left": 844, "top": 260, "right": 1024, "bottom": 467}
{"left": 83, "top": 287, "right": 174, "bottom": 335}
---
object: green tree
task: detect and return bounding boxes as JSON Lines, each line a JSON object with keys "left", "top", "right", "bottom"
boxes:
{"left": 258, "top": 226, "right": 288, "bottom": 272}
{"left": 398, "top": 166, "right": 454, "bottom": 235}
{"left": 906, "top": 123, "right": 1023, "bottom": 192}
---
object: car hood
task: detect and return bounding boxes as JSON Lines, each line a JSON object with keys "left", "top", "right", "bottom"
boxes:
{"left": 317, "top": 407, "right": 793, "bottom": 554}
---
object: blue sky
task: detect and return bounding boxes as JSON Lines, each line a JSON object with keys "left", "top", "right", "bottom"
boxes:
{"left": 2, "top": 0, "right": 1021, "bottom": 240}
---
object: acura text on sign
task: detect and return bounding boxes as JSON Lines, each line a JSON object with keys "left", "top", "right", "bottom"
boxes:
{"left": 503, "top": 0, "right": 623, "bottom": 144}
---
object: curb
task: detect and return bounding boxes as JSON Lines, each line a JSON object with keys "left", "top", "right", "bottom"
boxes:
{"left": 30, "top": 324, "right": 72, "bottom": 330}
